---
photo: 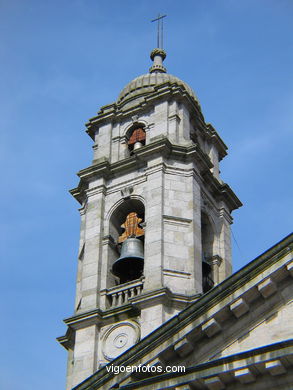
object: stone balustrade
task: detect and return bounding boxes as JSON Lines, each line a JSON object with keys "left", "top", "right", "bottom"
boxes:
{"left": 106, "top": 278, "right": 144, "bottom": 308}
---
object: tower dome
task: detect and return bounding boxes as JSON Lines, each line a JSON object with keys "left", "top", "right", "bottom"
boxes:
{"left": 117, "top": 49, "right": 199, "bottom": 105}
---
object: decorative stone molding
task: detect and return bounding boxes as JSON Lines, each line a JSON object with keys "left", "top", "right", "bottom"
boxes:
{"left": 71, "top": 327, "right": 293, "bottom": 390}
{"left": 102, "top": 235, "right": 116, "bottom": 250}
{"left": 105, "top": 278, "right": 144, "bottom": 308}
{"left": 106, "top": 178, "right": 146, "bottom": 196}
{"left": 71, "top": 137, "right": 241, "bottom": 212}
{"left": 257, "top": 277, "right": 277, "bottom": 298}
{"left": 111, "top": 136, "right": 120, "bottom": 143}
{"left": 204, "top": 376, "right": 225, "bottom": 390}
{"left": 78, "top": 201, "right": 87, "bottom": 216}
{"left": 163, "top": 269, "right": 191, "bottom": 279}
{"left": 150, "top": 48, "right": 167, "bottom": 61}
{"left": 234, "top": 367, "right": 255, "bottom": 383}
{"left": 102, "top": 320, "right": 140, "bottom": 361}
{"left": 202, "top": 318, "right": 221, "bottom": 338}
{"left": 174, "top": 337, "right": 194, "bottom": 358}
{"left": 265, "top": 359, "right": 287, "bottom": 375}
{"left": 131, "top": 115, "right": 138, "bottom": 123}
{"left": 286, "top": 259, "right": 293, "bottom": 276}
{"left": 168, "top": 113, "right": 181, "bottom": 124}
{"left": 163, "top": 215, "right": 192, "bottom": 227}
{"left": 230, "top": 297, "right": 249, "bottom": 318}
{"left": 121, "top": 186, "right": 134, "bottom": 199}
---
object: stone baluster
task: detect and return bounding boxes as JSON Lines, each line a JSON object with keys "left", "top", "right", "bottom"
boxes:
{"left": 130, "top": 287, "right": 135, "bottom": 298}
{"left": 118, "top": 292, "right": 123, "bottom": 306}
{"left": 124, "top": 288, "right": 129, "bottom": 302}
{"left": 112, "top": 293, "right": 118, "bottom": 307}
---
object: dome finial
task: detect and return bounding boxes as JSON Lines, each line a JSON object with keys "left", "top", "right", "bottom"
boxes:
{"left": 150, "top": 14, "right": 167, "bottom": 73}
{"left": 149, "top": 48, "right": 167, "bottom": 73}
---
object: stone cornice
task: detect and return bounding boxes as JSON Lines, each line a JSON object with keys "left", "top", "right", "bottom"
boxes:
{"left": 105, "top": 176, "right": 147, "bottom": 196}
{"left": 56, "top": 327, "right": 74, "bottom": 350}
{"left": 70, "top": 136, "right": 241, "bottom": 212}
{"left": 63, "top": 305, "right": 140, "bottom": 331}
{"left": 69, "top": 137, "right": 217, "bottom": 205}
{"left": 116, "top": 341, "right": 293, "bottom": 390}
{"left": 206, "top": 123, "right": 228, "bottom": 160}
{"left": 60, "top": 288, "right": 200, "bottom": 335}
{"left": 219, "top": 183, "right": 242, "bottom": 212}
{"left": 202, "top": 170, "right": 242, "bottom": 212}
{"left": 85, "top": 83, "right": 205, "bottom": 140}
{"left": 129, "top": 287, "right": 200, "bottom": 310}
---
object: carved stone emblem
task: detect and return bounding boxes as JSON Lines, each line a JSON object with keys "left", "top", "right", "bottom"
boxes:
{"left": 102, "top": 321, "right": 140, "bottom": 361}
{"left": 118, "top": 212, "right": 145, "bottom": 243}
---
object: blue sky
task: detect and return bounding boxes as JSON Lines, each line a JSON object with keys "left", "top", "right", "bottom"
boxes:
{"left": 0, "top": 1, "right": 292, "bottom": 389}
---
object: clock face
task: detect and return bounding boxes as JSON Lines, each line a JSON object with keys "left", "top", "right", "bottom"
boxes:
{"left": 102, "top": 321, "right": 140, "bottom": 361}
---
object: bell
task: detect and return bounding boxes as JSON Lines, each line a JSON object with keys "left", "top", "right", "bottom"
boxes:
{"left": 112, "top": 238, "right": 144, "bottom": 284}
{"left": 133, "top": 141, "right": 143, "bottom": 150}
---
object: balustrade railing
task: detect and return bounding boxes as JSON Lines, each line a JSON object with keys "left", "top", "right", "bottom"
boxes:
{"left": 106, "top": 278, "right": 144, "bottom": 308}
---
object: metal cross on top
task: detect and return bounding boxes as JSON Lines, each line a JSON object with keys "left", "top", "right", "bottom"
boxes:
{"left": 151, "top": 13, "right": 167, "bottom": 49}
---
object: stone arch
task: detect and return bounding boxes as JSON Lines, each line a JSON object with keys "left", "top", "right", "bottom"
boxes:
{"left": 105, "top": 196, "right": 145, "bottom": 287}
{"left": 109, "top": 197, "right": 145, "bottom": 243}
{"left": 123, "top": 121, "right": 147, "bottom": 155}
{"left": 123, "top": 120, "right": 148, "bottom": 138}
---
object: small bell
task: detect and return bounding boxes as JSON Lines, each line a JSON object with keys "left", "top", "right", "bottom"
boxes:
{"left": 112, "top": 238, "right": 144, "bottom": 284}
{"left": 133, "top": 141, "right": 143, "bottom": 150}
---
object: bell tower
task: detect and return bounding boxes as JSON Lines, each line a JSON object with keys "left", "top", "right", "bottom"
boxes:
{"left": 58, "top": 48, "right": 241, "bottom": 389}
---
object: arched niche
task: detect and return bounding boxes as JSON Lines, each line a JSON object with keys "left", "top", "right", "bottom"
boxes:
{"left": 201, "top": 212, "right": 215, "bottom": 293}
{"left": 108, "top": 198, "right": 145, "bottom": 286}
{"left": 125, "top": 123, "right": 146, "bottom": 154}
{"left": 109, "top": 198, "right": 145, "bottom": 242}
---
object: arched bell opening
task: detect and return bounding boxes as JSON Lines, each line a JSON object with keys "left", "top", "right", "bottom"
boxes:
{"left": 201, "top": 212, "right": 215, "bottom": 293}
{"left": 126, "top": 125, "right": 146, "bottom": 155}
{"left": 109, "top": 199, "right": 145, "bottom": 286}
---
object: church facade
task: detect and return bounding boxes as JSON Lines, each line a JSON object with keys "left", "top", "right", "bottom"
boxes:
{"left": 57, "top": 48, "right": 293, "bottom": 390}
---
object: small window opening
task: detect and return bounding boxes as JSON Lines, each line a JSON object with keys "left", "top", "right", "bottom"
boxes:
{"left": 127, "top": 128, "right": 146, "bottom": 153}
{"left": 201, "top": 212, "right": 214, "bottom": 293}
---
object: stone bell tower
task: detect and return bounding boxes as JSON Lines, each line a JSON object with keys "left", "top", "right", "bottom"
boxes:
{"left": 57, "top": 48, "right": 242, "bottom": 389}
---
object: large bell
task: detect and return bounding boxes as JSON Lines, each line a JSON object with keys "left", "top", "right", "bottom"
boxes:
{"left": 112, "top": 238, "right": 144, "bottom": 284}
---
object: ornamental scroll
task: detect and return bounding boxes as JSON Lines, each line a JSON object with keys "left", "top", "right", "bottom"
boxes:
{"left": 118, "top": 212, "right": 145, "bottom": 243}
